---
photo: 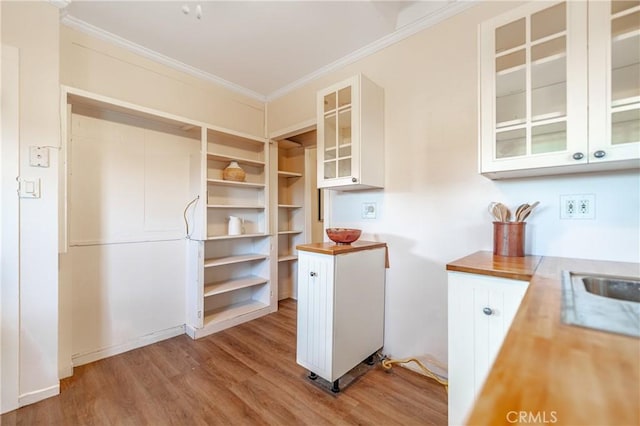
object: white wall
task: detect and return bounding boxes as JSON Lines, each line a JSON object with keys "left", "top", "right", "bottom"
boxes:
{"left": 1, "top": 1, "right": 60, "bottom": 406}
{"left": 268, "top": 1, "right": 640, "bottom": 374}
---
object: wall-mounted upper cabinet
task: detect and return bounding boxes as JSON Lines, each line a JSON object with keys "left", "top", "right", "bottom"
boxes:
{"left": 479, "top": 0, "right": 640, "bottom": 179}
{"left": 317, "top": 74, "right": 385, "bottom": 190}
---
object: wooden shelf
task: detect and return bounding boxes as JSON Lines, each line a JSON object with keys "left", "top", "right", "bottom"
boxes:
{"left": 278, "top": 254, "right": 298, "bottom": 262}
{"left": 203, "top": 300, "right": 270, "bottom": 325}
{"left": 207, "top": 204, "right": 265, "bottom": 209}
{"left": 278, "top": 170, "right": 302, "bottom": 178}
{"left": 207, "top": 153, "right": 265, "bottom": 167}
{"left": 278, "top": 204, "right": 302, "bottom": 209}
{"left": 204, "top": 275, "right": 269, "bottom": 297}
{"left": 206, "top": 178, "right": 265, "bottom": 188}
{"left": 203, "top": 253, "right": 268, "bottom": 267}
{"left": 206, "top": 233, "right": 269, "bottom": 241}
{"left": 278, "top": 230, "right": 303, "bottom": 235}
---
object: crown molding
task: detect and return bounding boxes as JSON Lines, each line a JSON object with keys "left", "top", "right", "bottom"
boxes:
{"left": 60, "top": 1, "right": 477, "bottom": 104}
{"left": 60, "top": 14, "right": 267, "bottom": 102}
{"left": 266, "top": 0, "right": 478, "bottom": 101}
{"left": 49, "top": 0, "right": 71, "bottom": 9}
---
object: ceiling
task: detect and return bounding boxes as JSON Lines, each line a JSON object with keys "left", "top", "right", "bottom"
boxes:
{"left": 59, "top": 1, "right": 475, "bottom": 101}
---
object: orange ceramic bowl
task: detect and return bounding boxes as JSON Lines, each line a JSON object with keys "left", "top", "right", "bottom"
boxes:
{"left": 326, "top": 228, "right": 362, "bottom": 245}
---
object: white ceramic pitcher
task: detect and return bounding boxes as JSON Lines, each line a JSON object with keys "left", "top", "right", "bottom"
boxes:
{"left": 228, "top": 216, "right": 244, "bottom": 235}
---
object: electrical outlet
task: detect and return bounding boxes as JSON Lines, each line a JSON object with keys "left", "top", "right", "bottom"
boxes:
{"left": 560, "top": 194, "right": 595, "bottom": 219}
{"left": 362, "top": 202, "right": 376, "bottom": 219}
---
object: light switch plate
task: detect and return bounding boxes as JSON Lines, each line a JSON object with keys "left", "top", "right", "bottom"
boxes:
{"left": 29, "top": 146, "right": 49, "bottom": 167}
{"left": 19, "top": 178, "right": 40, "bottom": 198}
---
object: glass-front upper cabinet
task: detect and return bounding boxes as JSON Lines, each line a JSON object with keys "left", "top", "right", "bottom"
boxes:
{"left": 589, "top": 0, "right": 640, "bottom": 162}
{"left": 480, "top": 1, "right": 588, "bottom": 176}
{"left": 317, "top": 74, "right": 384, "bottom": 190}
{"left": 480, "top": 0, "right": 639, "bottom": 178}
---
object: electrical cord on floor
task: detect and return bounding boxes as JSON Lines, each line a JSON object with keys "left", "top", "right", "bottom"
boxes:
{"left": 381, "top": 357, "right": 449, "bottom": 392}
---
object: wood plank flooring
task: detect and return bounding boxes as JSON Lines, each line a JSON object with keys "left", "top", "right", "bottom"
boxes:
{"left": 1, "top": 299, "right": 447, "bottom": 425}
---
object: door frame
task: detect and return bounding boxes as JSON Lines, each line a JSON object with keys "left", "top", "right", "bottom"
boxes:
{"left": 1, "top": 44, "right": 21, "bottom": 414}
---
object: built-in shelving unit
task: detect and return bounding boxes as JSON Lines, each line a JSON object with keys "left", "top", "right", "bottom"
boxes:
{"left": 272, "top": 137, "right": 307, "bottom": 300}
{"left": 186, "top": 126, "right": 275, "bottom": 339}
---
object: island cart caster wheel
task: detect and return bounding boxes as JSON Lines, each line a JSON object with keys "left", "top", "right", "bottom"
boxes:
{"left": 331, "top": 380, "right": 340, "bottom": 393}
{"left": 308, "top": 372, "right": 318, "bottom": 380}
{"left": 366, "top": 355, "right": 375, "bottom": 366}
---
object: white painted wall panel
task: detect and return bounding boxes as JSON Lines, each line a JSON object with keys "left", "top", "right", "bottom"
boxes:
{"left": 70, "top": 240, "right": 186, "bottom": 362}
{"left": 69, "top": 110, "right": 199, "bottom": 244}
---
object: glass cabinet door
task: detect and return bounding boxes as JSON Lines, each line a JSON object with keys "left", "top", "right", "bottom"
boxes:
{"left": 589, "top": 0, "right": 640, "bottom": 161}
{"left": 481, "top": 1, "right": 588, "bottom": 173}
{"left": 494, "top": 2, "right": 568, "bottom": 158}
{"left": 322, "top": 86, "right": 353, "bottom": 181}
{"left": 610, "top": 0, "right": 639, "bottom": 146}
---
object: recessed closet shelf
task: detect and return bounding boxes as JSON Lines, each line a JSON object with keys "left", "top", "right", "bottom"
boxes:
{"left": 206, "top": 178, "right": 265, "bottom": 188}
{"left": 203, "top": 253, "right": 268, "bottom": 268}
{"left": 278, "top": 170, "right": 303, "bottom": 178}
{"left": 278, "top": 230, "right": 303, "bottom": 235}
{"left": 203, "top": 300, "right": 270, "bottom": 325}
{"left": 204, "top": 275, "right": 269, "bottom": 297}
{"left": 278, "top": 254, "right": 298, "bottom": 262}
{"left": 206, "top": 233, "right": 269, "bottom": 242}
{"left": 207, "top": 152, "right": 265, "bottom": 167}
{"left": 207, "top": 204, "right": 265, "bottom": 209}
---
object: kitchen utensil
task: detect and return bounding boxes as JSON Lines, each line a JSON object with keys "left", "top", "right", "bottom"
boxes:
{"left": 494, "top": 202, "right": 510, "bottom": 222}
{"left": 517, "top": 201, "right": 539, "bottom": 222}
{"left": 515, "top": 203, "right": 529, "bottom": 222}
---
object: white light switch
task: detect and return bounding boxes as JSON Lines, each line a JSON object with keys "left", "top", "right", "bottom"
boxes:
{"left": 29, "top": 146, "right": 49, "bottom": 167}
{"left": 19, "top": 178, "right": 40, "bottom": 198}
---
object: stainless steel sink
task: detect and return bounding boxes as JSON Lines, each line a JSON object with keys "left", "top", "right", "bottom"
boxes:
{"left": 582, "top": 276, "right": 640, "bottom": 303}
{"left": 561, "top": 271, "right": 640, "bottom": 337}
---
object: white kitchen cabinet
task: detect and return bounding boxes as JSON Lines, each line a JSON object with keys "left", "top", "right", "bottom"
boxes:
{"left": 296, "top": 242, "right": 386, "bottom": 392}
{"left": 447, "top": 271, "right": 529, "bottom": 426}
{"left": 317, "top": 74, "right": 384, "bottom": 190}
{"left": 479, "top": 0, "right": 640, "bottom": 179}
{"left": 186, "top": 127, "right": 276, "bottom": 339}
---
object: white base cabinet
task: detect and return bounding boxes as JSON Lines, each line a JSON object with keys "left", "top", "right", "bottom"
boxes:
{"left": 447, "top": 271, "right": 529, "bottom": 426}
{"left": 296, "top": 244, "right": 386, "bottom": 392}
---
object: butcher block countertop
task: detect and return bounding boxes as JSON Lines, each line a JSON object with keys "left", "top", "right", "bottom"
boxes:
{"left": 297, "top": 240, "right": 386, "bottom": 255}
{"left": 447, "top": 251, "right": 640, "bottom": 426}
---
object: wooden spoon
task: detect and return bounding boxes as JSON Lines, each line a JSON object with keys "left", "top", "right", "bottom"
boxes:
{"left": 515, "top": 203, "right": 529, "bottom": 222}
{"left": 518, "top": 201, "right": 539, "bottom": 222}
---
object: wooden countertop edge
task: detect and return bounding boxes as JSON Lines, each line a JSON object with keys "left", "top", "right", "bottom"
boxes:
{"left": 445, "top": 264, "right": 535, "bottom": 282}
{"left": 445, "top": 251, "right": 542, "bottom": 282}
{"left": 296, "top": 241, "right": 387, "bottom": 256}
{"left": 460, "top": 253, "right": 640, "bottom": 426}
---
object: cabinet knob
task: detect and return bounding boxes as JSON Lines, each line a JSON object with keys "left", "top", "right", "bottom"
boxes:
{"left": 310, "top": 272, "right": 317, "bottom": 277}
{"left": 572, "top": 152, "right": 584, "bottom": 160}
{"left": 482, "top": 307, "right": 493, "bottom": 316}
{"left": 593, "top": 150, "right": 606, "bottom": 159}
{"left": 351, "top": 177, "right": 357, "bottom": 183}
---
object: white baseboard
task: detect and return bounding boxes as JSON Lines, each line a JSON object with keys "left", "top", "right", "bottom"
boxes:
{"left": 59, "top": 362, "right": 74, "bottom": 379}
{"left": 19, "top": 384, "right": 60, "bottom": 407}
{"left": 72, "top": 325, "right": 185, "bottom": 368}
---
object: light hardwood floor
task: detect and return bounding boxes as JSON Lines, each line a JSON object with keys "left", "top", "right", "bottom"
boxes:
{"left": 1, "top": 299, "right": 447, "bottom": 425}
